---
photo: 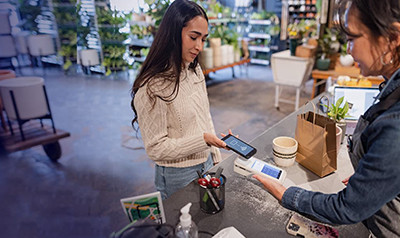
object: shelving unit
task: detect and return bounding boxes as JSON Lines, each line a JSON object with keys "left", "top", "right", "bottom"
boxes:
{"left": 129, "top": 17, "right": 153, "bottom": 66}
{"left": 128, "top": 38, "right": 151, "bottom": 64}
{"left": 19, "top": 0, "right": 61, "bottom": 66}
{"left": 75, "top": 0, "right": 105, "bottom": 74}
{"left": 287, "top": 0, "right": 317, "bottom": 22}
{"left": 51, "top": 0, "right": 77, "bottom": 69}
{"left": 96, "top": 4, "right": 130, "bottom": 75}
{"left": 247, "top": 19, "right": 280, "bottom": 66}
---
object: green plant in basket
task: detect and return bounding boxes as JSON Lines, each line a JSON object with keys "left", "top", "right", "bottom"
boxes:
{"left": 323, "top": 96, "right": 350, "bottom": 122}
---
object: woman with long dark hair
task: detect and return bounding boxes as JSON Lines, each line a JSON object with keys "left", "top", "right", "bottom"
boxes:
{"left": 131, "top": 0, "right": 228, "bottom": 199}
{"left": 254, "top": 0, "right": 400, "bottom": 237}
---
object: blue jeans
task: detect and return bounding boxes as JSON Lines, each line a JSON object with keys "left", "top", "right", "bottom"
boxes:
{"left": 155, "top": 155, "right": 213, "bottom": 200}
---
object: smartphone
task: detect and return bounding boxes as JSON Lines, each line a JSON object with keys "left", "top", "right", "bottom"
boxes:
{"left": 222, "top": 134, "right": 257, "bottom": 159}
{"left": 286, "top": 214, "right": 339, "bottom": 238}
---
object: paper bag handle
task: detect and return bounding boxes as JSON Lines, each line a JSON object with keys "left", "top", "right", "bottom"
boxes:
{"left": 318, "top": 95, "right": 330, "bottom": 115}
{"left": 301, "top": 101, "right": 317, "bottom": 125}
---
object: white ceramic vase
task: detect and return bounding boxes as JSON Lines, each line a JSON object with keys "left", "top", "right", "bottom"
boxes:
{"left": 339, "top": 54, "right": 354, "bottom": 67}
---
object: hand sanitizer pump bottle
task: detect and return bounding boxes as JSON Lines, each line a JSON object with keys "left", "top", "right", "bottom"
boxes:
{"left": 175, "top": 203, "right": 198, "bottom": 238}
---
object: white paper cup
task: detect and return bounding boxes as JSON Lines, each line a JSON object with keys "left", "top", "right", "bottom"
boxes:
{"left": 273, "top": 136, "right": 298, "bottom": 167}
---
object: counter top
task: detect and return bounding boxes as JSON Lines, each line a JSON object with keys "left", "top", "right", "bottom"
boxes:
{"left": 163, "top": 98, "right": 369, "bottom": 237}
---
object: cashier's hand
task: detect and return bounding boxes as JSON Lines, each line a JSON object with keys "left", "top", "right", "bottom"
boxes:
{"left": 204, "top": 133, "right": 226, "bottom": 149}
{"left": 253, "top": 174, "right": 287, "bottom": 202}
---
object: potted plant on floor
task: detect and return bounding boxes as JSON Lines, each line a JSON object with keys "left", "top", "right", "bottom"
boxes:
{"left": 323, "top": 96, "right": 350, "bottom": 144}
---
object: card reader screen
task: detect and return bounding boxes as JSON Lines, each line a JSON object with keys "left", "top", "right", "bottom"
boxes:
{"left": 251, "top": 160, "right": 281, "bottom": 179}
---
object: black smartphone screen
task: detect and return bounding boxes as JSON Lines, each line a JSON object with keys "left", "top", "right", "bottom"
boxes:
{"left": 222, "top": 134, "right": 257, "bottom": 159}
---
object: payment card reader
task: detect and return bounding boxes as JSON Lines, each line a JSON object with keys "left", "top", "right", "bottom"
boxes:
{"left": 234, "top": 157, "right": 286, "bottom": 183}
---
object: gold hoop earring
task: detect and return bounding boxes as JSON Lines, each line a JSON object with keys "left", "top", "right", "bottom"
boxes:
{"left": 380, "top": 52, "right": 394, "bottom": 66}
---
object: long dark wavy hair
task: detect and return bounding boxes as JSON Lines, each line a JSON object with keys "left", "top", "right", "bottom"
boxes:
{"left": 336, "top": 0, "right": 400, "bottom": 72}
{"left": 130, "top": 0, "right": 208, "bottom": 128}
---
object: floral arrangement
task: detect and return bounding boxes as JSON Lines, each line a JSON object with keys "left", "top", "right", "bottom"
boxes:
{"left": 317, "top": 28, "right": 340, "bottom": 59}
{"left": 287, "top": 19, "right": 317, "bottom": 39}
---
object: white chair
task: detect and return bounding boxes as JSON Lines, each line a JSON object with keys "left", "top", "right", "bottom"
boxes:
{"left": 0, "top": 11, "right": 11, "bottom": 35}
{"left": 0, "top": 77, "right": 56, "bottom": 140}
{"left": 271, "top": 50, "right": 315, "bottom": 111}
{"left": 79, "top": 49, "right": 100, "bottom": 74}
{"left": 0, "top": 35, "right": 18, "bottom": 70}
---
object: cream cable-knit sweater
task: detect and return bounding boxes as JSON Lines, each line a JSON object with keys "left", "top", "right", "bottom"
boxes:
{"left": 134, "top": 64, "right": 221, "bottom": 167}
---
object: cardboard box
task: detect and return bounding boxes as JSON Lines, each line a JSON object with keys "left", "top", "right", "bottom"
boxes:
{"left": 295, "top": 45, "right": 317, "bottom": 58}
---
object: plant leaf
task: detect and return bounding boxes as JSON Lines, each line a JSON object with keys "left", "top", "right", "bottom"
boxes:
{"left": 336, "top": 96, "right": 344, "bottom": 108}
{"left": 343, "top": 101, "right": 349, "bottom": 115}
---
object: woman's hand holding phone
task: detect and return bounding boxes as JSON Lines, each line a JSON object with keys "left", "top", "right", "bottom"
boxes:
{"left": 203, "top": 129, "right": 237, "bottom": 150}
{"left": 220, "top": 129, "right": 238, "bottom": 139}
{"left": 203, "top": 133, "right": 226, "bottom": 148}
{"left": 220, "top": 129, "right": 239, "bottom": 151}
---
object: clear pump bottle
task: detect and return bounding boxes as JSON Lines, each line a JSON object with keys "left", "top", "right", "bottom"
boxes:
{"left": 175, "top": 203, "right": 198, "bottom": 238}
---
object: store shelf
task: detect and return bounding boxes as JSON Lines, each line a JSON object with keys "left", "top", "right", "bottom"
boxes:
{"left": 289, "top": 10, "right": 317, "bottom": 13}
{"left": 133, "top": 56, "right": 146, "bottom": 63}
{"left": 208, "top": 18, "right": 247, "bottom": 25}
{"left": 287, "top": 2, "right": 317, "bottom": 23}
{"left": 288, "top": 4, "right": 315, "bottom": 7}
{"left": 250, "top": 58, "right": 270, "bottom": 65}
{"left": 248, "top": 33, "right": 271, "bottom": 39}
{"left": 127, "top": 38, "right": 152, "bottom": 48}
{"left": 248, "top": 46, "right": 270, "bottom": 52}
{"left": 247, "top": 13, "right": 280, "bottom": 67}
{"left": 209, "top": 18, "right": 231, "bottom": 24}
{"left": 248, "top": 19, "right": 271, "bottom": 25}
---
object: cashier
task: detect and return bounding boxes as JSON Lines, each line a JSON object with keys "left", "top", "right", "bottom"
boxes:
{"left": 254, "top": 0, "right": 400, "bottom": 237}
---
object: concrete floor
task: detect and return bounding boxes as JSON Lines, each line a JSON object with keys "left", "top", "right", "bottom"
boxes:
{"left": 0, "top": 65, "right": 312, "bottom": 238}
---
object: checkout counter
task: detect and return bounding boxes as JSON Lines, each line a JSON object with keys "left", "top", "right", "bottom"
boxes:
{"left": 163, "top": 96, "right": 370, "bottom": 237}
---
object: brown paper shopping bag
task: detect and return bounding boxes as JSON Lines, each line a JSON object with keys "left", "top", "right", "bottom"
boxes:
{"left": 295, "top": 110, "right": 337, "bottom": 177}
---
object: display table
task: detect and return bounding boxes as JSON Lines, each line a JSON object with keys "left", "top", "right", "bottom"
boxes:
{"left": 163, "top": 95, "right": 369, "bottom": 237}
{"left": 311, "top": 68, "right": 384, "bottom": 98}
{"left": 202, "top": 58, "right": 250, "bottom": 78}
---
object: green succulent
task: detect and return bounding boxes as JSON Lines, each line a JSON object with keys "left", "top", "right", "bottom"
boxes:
{"left": 323, "top": 96, "right": 350, "bottom": 122}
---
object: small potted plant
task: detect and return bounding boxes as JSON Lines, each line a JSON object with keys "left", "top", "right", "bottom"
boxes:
{"left": 287, "top": 19, "right": 317, "bottom": 56}
{"left": 316, "top": 28, "right": 340, "bottom": 70}
{"left": 323, "top": 96, "right": 350, "bottom": 143}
